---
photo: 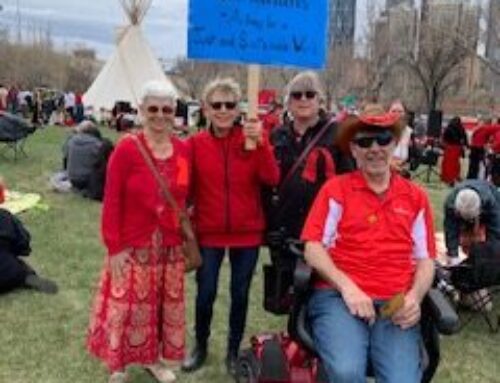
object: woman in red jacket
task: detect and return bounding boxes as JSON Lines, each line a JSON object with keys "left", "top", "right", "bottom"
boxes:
{"left": 182, "top": 78, "right": 280, "bottom": 375}
{"left": 87, "top": 81, "right": 189, "bottom": 383}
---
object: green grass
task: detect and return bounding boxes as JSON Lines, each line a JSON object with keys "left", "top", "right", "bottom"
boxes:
{"left": 0, "top": 126, "right": 499, "bottom": 382}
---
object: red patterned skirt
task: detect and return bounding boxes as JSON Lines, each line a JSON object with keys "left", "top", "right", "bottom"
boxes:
{"left": 87, "top": 238, "right": 185, "bottom": 372}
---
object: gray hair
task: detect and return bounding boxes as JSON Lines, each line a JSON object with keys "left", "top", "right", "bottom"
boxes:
{"left": 139, "top": 80, "right": 176, "bottom": 105}
{"left": 202, "top": 77, "right": 242, "bottom": 104}
{"left": 455, "top": 188, "right": 481, "bottom": 220}
{"left": 75, "top": 120, "right": 97, "bottom": 133}
{"left": 284, "top": 71, "right": 325, "bottom": 104}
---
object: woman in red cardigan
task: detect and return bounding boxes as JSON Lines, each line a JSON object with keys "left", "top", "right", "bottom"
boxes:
{"left": 87, "top": 81, "right": 189, "bottom": 383}
{"left": 182, "top": 78, "right": 280, "bottom": 375}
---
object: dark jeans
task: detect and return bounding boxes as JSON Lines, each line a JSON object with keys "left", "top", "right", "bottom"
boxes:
{"left": 195, "top": 246, "right": 259, "bottom": 354}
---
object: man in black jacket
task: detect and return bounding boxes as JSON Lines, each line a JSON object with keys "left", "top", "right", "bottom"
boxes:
{"left": 263, "top": 71, "right": 354, "bottom": 313}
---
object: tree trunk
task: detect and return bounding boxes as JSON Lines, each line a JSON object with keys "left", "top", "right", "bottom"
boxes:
{"left": 429, "top": 84, "right": 439, "bottom": 112}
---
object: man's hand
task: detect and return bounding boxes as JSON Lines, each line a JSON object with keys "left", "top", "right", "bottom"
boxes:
{"left": 243, "top": 118, "right": 263, "bottom": 143}
{"left": 340, "top": 282, "right": 376, "bottom": 321}
{"left": 109, "top": 249, "right": 131, "bottom": 281}
{"left": 391, "top": 289, "right": 421, "bottom": 329}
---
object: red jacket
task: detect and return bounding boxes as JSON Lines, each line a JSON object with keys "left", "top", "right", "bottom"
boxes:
{"left": 190, "top": 126, "right": 280, "bottom": 247}
{"left": 470, "top": 124, "right": 499, "bottom": 148}
{"left": 101, "top": 133, "right": 190, "bottom": 256}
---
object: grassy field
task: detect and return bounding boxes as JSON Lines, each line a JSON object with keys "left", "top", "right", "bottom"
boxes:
{"left": 0, "top": 126, "right": 499, "bottom": 383}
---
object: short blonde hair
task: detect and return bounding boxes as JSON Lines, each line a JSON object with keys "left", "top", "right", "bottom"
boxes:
{"left": 202, "top": 77, "right": 242, "bottom": 104}
{"left": 285, "top": 71, "right": 325, "bottom": 104}
{"left": 139, "top": 80, "right": 176, "bottom": 105}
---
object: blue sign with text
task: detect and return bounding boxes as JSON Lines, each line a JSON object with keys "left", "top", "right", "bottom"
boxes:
{"left": 188, "top": 0, "right": 328, "bottom": 69}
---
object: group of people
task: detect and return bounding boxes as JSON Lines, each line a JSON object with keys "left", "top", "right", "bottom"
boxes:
{"left": 83, "top": 70, "right": 447, "bottom": 383}
{"left": 0, "top": 84, "right": 85, "bottom": 126}
{"left": 440, "top": 115, "right": 500, "bottom": 187}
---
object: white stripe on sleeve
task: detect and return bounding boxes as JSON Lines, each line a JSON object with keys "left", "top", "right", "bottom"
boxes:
{"left": 322, "top": 199, "right": 343, "bottom": 248}
{"left": 412, "top": 209, "right": 430, "bottom": 259}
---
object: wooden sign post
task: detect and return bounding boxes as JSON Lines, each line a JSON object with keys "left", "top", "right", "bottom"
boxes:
{"left": 188, "top": 0, "right": 328, "bottom": 146}
{"left": 245, "top": 64, "right": 261, "bottom": 150}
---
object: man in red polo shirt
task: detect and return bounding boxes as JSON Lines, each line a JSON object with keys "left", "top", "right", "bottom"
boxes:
{"left": 301, "top": 104, "right": 436, "bottom": 383}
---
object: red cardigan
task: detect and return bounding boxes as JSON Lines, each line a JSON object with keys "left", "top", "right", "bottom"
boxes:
{"left": 101, "top": 133, "right": 190, "bottom": 256}
{"left": 190, "top": 126, "right": 280, "bottom": 247}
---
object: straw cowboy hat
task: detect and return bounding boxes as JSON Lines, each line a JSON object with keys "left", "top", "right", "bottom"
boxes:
{"left": 337, "top": 103, "right": 404, "bottom": 152}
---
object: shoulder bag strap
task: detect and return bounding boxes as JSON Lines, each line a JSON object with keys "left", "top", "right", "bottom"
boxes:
{"left": 131, "top": 135, "right": 184, "bottom": 217}
{"left": 278, "top": 117, "right": 336, "bottom": 194}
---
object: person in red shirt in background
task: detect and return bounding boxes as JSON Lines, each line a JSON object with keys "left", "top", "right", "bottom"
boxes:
{"left": 467, "top": 119, "right": 499, "bottom": 179}
{"left": 262, "top": 101, "right": 283, "bottom": 134}
{"left": 301, "top": 104, "right": 436, "bottom": 383}
{"left": 182, "top": 78, "right": 279, "bottom": 375}
{"left": 87, "top": 81, "right": 189, "bottom": 383}
{"left": 441, "top": 116, "right": 468, "bottom": 186}
{"left": 487, "top": 121, "right": 500, "bottom": 186}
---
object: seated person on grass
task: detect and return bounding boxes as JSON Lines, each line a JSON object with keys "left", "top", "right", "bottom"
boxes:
{"left": 0, "top": 179, "right": 57, "bottom": 295}
{"left": 63, "top": 121, "right": 105, "bottom": 192}
{"left": 301, "top": 104, "right": 436, "bottom": 383}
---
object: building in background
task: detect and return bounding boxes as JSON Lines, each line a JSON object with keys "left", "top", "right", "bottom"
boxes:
{"left": 329, "top": 0, "right": 356, "bottom": 46}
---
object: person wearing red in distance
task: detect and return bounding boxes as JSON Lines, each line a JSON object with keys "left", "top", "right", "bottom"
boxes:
{"left": 301, "top": 104, "right": 436, "bottom": 383}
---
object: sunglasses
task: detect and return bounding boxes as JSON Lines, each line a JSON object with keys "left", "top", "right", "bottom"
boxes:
{"left": 210, "top": 101, "right": 238, "bottom": 111}
{"left": 353, "top": 130, "right": 394, "bottom": 148}
{"left": 290, "top": 90, "right": 317, "bottom": 101}
{"left": 147, "top": 105, "right": 174, "bottom": 115}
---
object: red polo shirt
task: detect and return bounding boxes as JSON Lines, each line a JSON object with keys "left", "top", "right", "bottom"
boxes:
{"left": 301, "top": 171, "right": 436, "bottom": 299}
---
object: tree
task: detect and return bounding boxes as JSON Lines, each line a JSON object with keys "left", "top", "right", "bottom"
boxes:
{"left": 397, "top": 3, "right": 479, "bottom": 112}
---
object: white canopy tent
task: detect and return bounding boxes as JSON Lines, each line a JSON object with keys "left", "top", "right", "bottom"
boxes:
{"left": 84, "top": 0, "right": 178, "bottom": 111}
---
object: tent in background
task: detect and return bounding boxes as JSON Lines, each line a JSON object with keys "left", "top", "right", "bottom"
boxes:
{"left": 84, "top": 0, "right": 178, "bottom": 111}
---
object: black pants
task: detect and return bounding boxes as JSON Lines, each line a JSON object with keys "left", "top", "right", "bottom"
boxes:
{"left": 467, "top": 147, "right": 485, "bottom": 179}
{"left": 0, "top": 208, "right": 33, "bottom": 293}
{"left": 0, "top": 253, "right": 35, "bottom": 293}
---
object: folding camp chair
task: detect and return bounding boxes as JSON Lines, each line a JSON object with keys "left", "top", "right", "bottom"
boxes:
{"left": 0, "top": 112, "right": 35, "bottom": 160}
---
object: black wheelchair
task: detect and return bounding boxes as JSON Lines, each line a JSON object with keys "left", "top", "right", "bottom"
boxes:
{"left": 235, "top": 242, "right": 460, "bottom": 383}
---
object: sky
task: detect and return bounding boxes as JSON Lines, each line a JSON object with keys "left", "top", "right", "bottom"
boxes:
{"left": 0, "top": 0, "right": 188, "bottom": 64}
{"left": 0, "top": 0, "right": 385, "bottom": 65}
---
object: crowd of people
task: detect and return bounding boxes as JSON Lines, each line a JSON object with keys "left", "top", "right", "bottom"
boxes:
{"left": 80, "top": 72, "right": 454, "bottom": 383}
{"left": 0, "top": 84, "right": 85, "bottom": 126}
{"left": 2, "top": 71, "right": 500, "bottom": 383}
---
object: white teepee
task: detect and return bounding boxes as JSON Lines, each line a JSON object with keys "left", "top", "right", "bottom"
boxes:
{"left": 84, "top": 0, "right": 178, "bottom": 111}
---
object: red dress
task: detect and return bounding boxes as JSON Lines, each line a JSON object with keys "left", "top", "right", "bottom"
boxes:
{"left": 87, "top": 133, "right": 189, "bottom": 372}
{"left": 441, "top": 144, "right": 462, "bottom": 185}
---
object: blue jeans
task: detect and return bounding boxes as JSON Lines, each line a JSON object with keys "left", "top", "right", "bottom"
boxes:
{"left": 308, "top": 290, "right": 422, "bottom": 383}
{"left": 195, "top": 246, "right": 259, "bottom": 354}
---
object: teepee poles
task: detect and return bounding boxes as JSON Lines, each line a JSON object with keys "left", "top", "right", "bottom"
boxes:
{"left": 119, "top": 0, "right": 152, "bottom": 25}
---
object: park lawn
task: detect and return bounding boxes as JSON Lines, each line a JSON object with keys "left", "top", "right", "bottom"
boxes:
{"left": 0, "top": 126, "right": 498, "bottom": 383}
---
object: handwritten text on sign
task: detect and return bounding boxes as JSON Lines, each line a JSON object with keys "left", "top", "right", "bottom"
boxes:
{"left": 188, "top": 0, "right": 328, "bottom": 69}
